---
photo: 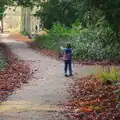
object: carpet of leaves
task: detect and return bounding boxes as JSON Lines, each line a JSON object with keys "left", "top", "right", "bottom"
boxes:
{"left": 63, "top": 76, "right": 120, "bottom": 120}
{"left": 0, "top": 43, "right": 32, "bottom": 102}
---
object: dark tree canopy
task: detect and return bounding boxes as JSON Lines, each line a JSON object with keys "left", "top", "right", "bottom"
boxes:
{"left": 60, "top": 0, "right": 120, "bottom": 33}
{"left": 34, "top": 0, "right": 78, "bottom": 29}
{"left": 0, "top": 0, "right": 120, "bottom": 34}
{"left": 33, "top": 0, "right": 120, "bottom": 34}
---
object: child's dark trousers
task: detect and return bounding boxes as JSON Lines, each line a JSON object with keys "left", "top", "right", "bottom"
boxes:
{"left": 64, "top": 60, "right": 72, "bottom": 75}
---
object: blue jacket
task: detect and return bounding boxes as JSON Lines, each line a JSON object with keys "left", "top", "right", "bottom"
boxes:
{"left": 60, "top": 47, "right": 72, "bottom": 60}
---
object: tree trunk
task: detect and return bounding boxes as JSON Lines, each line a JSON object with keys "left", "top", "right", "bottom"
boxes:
{"left": 1, "top": 19, "right": 3, "bottom": 33}
{"left": 26, "top": 7, "right": 31, "bottom": 34}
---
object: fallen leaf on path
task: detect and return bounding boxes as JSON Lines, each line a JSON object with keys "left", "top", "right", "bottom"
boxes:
{"left": 0, "top": 43, "right": 33, "bottom": 102}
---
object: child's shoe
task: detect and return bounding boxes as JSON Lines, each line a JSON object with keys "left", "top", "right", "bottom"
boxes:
{"left": 69, "top": 74, "right": 73, "bottom": 76}
{"left": 65, "top": 74, "right": 68, "bottom": 77}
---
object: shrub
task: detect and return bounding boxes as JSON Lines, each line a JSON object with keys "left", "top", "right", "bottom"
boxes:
{"left": 21, "top": 31, "right": 29, "bottom": 36}
{"left": 100, "top": 67, "right": 120, "bottom": 84}
{"left": 35, "top": 23, "right": 120, "bottom": 60}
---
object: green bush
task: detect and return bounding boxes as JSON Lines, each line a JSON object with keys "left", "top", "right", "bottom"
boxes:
{"left": 21, "top": 31, "right": 29, "bottom": 36}
{"left": 0, "top": 52, "right": 5, "bottom": 70}
{"left": 35, "top": 23, "right": 119, "bottom": 60}
{"left": 100, "top": 67, "right": 120, "bottom": 83}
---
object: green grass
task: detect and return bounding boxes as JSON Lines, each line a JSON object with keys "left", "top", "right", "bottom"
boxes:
{"left": 0, "top": 51, "right": 6, "bottom": 70}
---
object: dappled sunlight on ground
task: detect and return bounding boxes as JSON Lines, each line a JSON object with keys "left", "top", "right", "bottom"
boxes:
{"left": 0, "top": 100, "right": 63, "bottom": 113}
{"left": 7, "top": 33, "right": 31, "bottom": 42}
{"left": 6, "top": 30, "right": 47, "bottom": 42}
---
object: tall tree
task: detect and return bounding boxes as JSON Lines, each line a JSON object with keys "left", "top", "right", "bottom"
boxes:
{"left": 35, "top": 0, "right": 78, "bottom": 29}
{"left": 60, "top": 0, "right": 120, "bottom": 37}
{"left": 0, "top": 5, "right": 7, "bottom": 33}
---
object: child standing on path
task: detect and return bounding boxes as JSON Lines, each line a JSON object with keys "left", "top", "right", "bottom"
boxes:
{"left": 60, "top": 43, "right": 73, "bottom": 77}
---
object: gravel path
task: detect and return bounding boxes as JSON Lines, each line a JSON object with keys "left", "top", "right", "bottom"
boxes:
{"left": 0, "top": 34, "right": 102, "bottom": 120}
